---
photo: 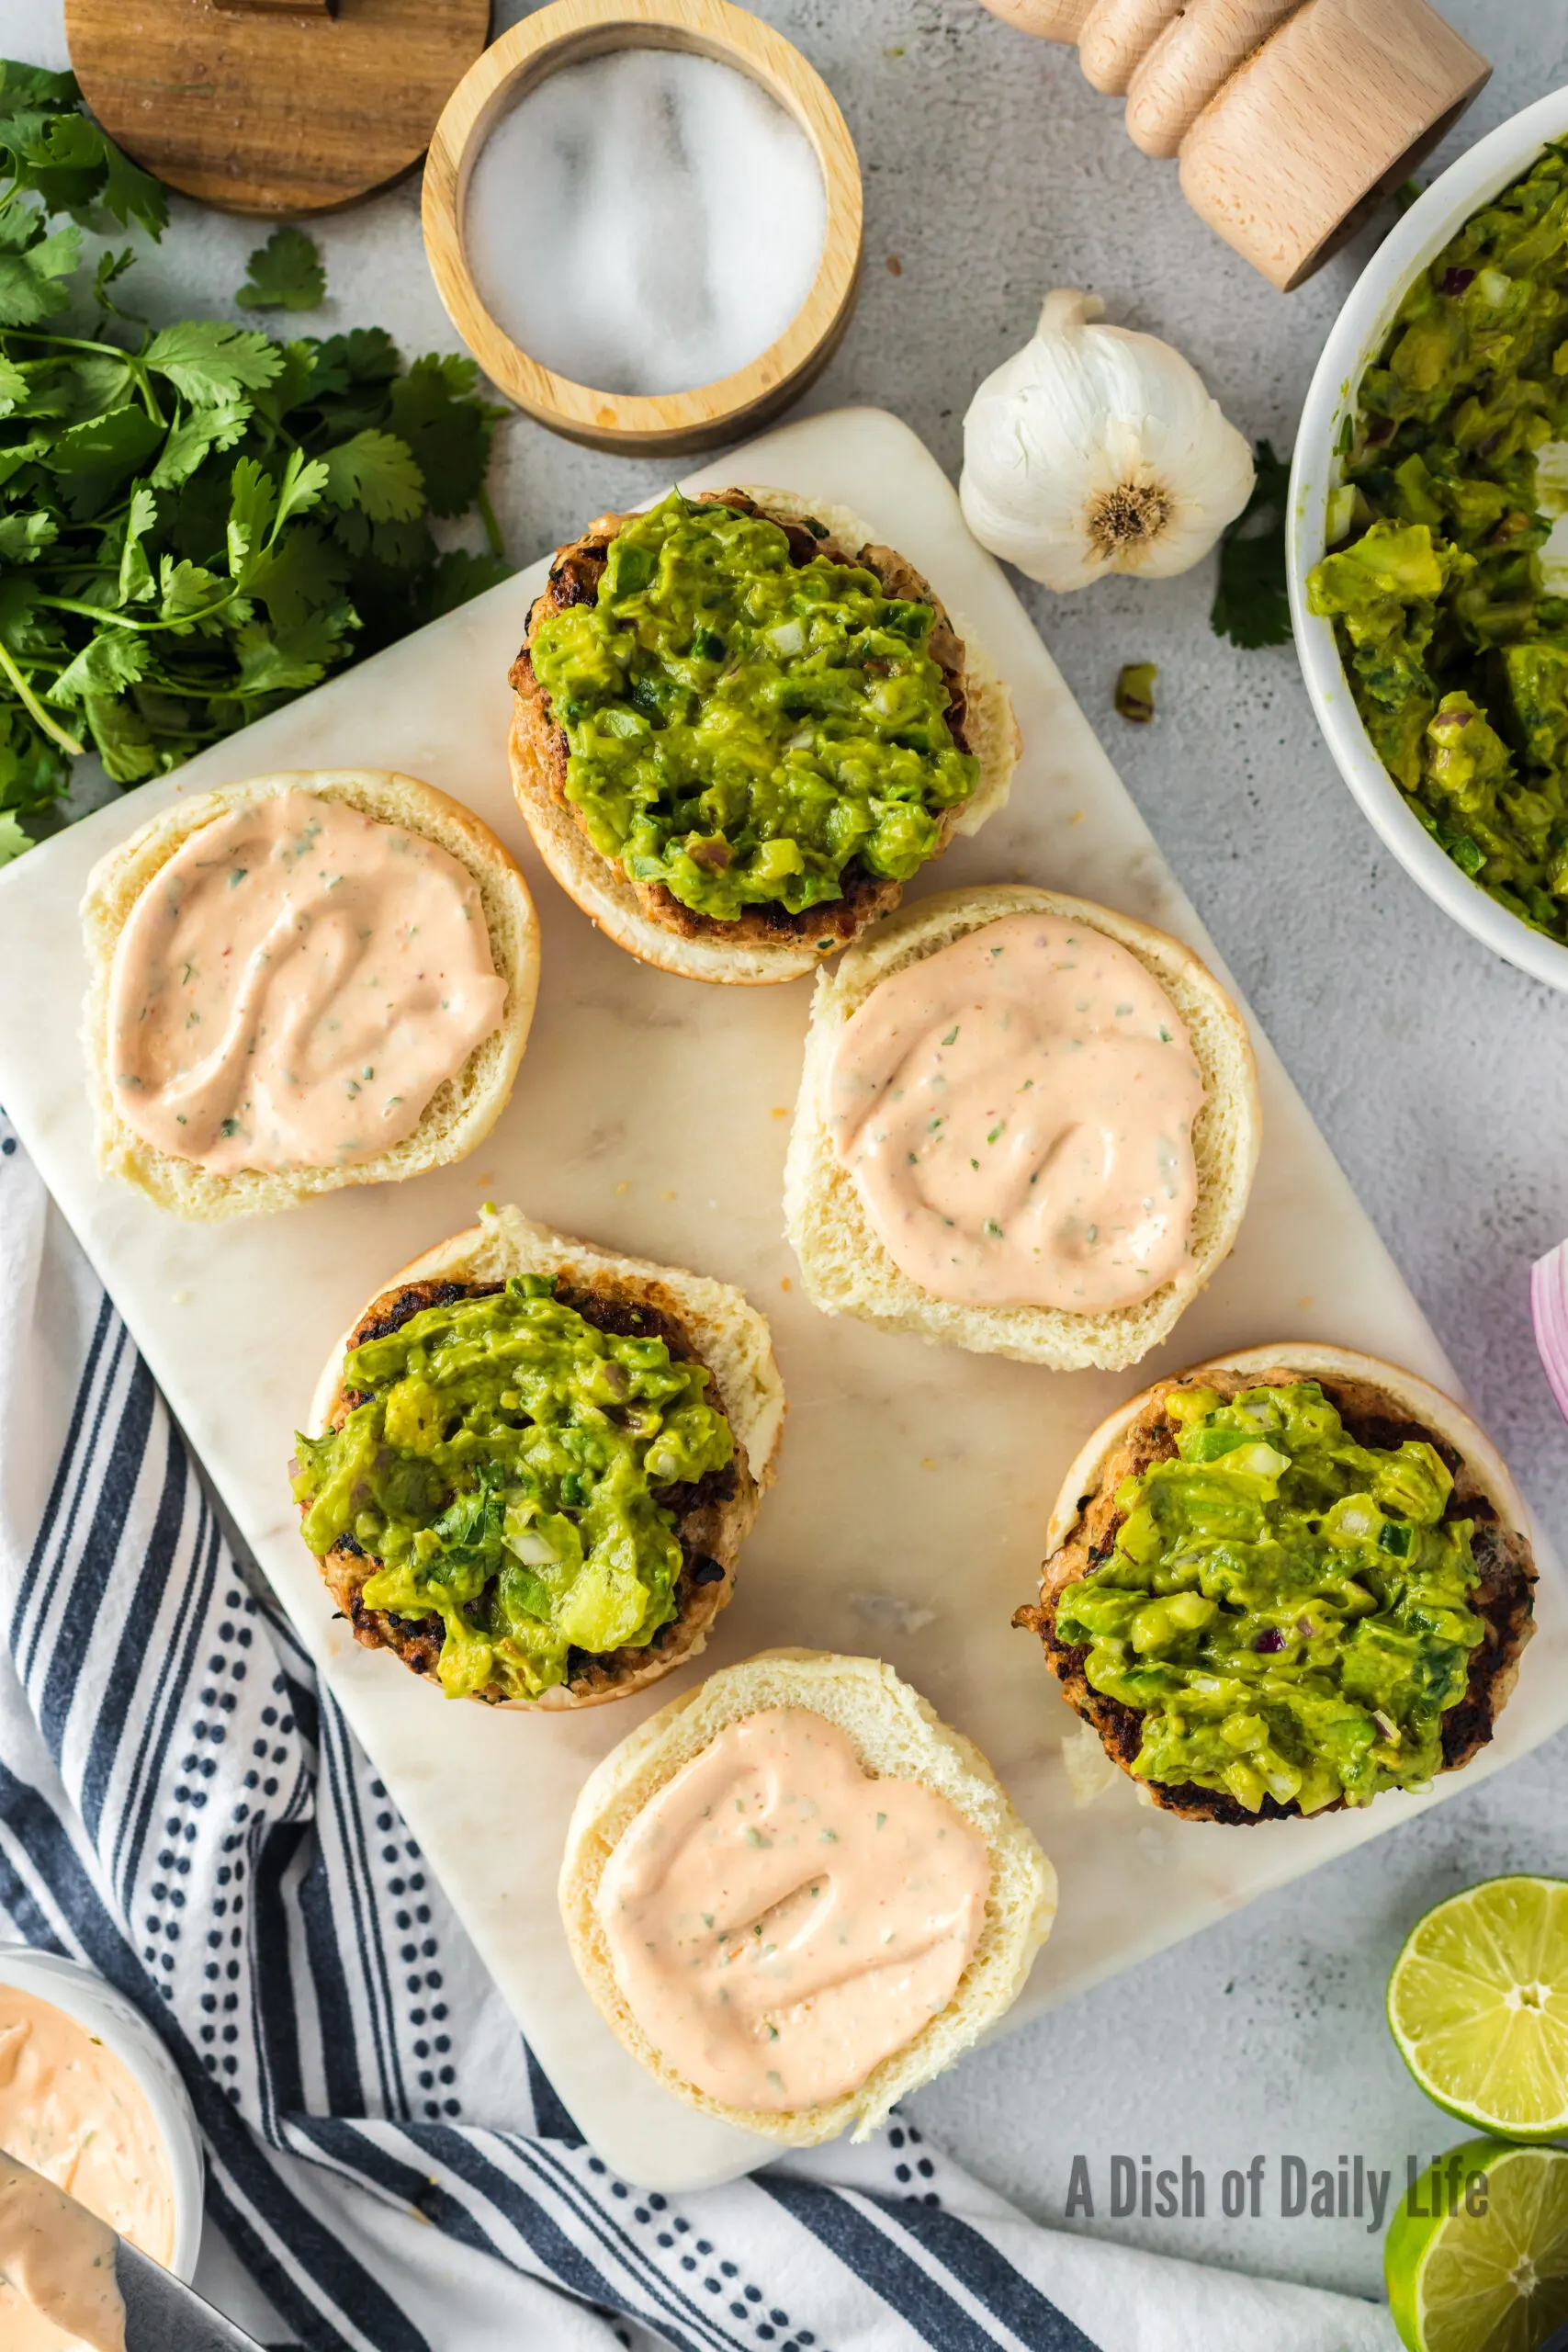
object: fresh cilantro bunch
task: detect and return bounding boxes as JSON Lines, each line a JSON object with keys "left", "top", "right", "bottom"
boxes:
{"left": 0, "top": 62, "right": 510, "bottom": 863}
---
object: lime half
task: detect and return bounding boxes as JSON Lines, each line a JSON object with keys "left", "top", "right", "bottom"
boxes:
{"left": 1388, "top": 1878, "right": 1568, "bottom": 2139}
{"left": 1386, "top": 2139, "right": 1568, "bottom": 2352}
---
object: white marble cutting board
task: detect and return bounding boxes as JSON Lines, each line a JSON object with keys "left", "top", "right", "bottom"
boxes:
{"left": 0, "top": 407, "right": 1562, "bottom": 2192}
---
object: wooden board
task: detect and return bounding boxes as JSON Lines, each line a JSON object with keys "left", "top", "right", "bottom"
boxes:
{"left": 65, "top": 0, "right": 491, "bottom": 216}
{"left": 0, "top": 407, "right": 1562, "bottom": 2191}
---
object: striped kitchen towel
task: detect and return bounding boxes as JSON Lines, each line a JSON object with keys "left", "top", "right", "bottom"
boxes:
{"left": 0, "top": 1114, "right": 1397, "bottom": 2352}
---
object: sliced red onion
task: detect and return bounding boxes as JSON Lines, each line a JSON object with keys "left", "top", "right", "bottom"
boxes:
{"left": 1254, "top": 1627, "right": 1285, "bottom": 1653}
{"left": 1531, "top": 1241, "right": 1568, "bottom": 1426}
{"left": 1373, "top": 1710, "right": 1399, "bottom": 1742}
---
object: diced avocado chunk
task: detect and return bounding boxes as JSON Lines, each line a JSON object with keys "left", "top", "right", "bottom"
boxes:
{"left": 290, "top": 1276, "right": 734, "bottom": 1702}
{"left": 1053, "top": 1382, "right": 1484, "bottom": 1814}
{"left": 1303, "top": 138, "right": 1568, "bottom": 941}
{"left": 528, "top": 492, "right": 976, "bottom": 924}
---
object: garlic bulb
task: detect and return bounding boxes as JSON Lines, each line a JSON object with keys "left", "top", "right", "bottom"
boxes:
{"left": 959, "top": 288, "right": 1255, "bottom": 592}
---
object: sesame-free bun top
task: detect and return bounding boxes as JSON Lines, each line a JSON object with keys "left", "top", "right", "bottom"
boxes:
{"left": 784, "top": 885, "right": 1261, "bottom": 1370}
{"left": 81, "top": 768, "right": 539, "bottom": 1221}
{"left": 559, "top": 1648, "right": 1056, "bottom": 2141}
{"left": 508, "top": 487, "right": 1019, "bottom": 986}
{"left": 303, "top": 1205, "right": 785, "bottom": 1712}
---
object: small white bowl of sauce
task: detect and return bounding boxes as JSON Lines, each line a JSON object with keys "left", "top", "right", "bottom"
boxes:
{"left": 0, "top": 1945, "right": 203, "bottom": 2328}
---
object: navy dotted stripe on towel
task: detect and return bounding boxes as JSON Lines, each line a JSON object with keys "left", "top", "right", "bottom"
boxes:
{"left": 199, "top": 1596, "right": 264, "bottom": 2092}
{"left": 888, "top": 2120, "right": 941, "bottom": 2206}
{"left": 588, "top": 2157, "right": 825, "bottom": 2351}
{"left": 143, "top": 1582, "right": 265, "bottom": 2097}
{"left": 371, "top": 1776, "right": 460, "bottom": 2122}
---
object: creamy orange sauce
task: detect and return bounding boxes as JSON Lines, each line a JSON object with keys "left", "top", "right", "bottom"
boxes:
{"left": 107, "top": 791, "right": 508, "bottom": 1174}
{"left": 0, "top": 1988, "right": 173, "bottom": 2352}
{"left": 825, "top": 913, "right": 1204, "bottom": 1312}
{"left": 596, "top": 1709, "right": 990, "bottom": 2111}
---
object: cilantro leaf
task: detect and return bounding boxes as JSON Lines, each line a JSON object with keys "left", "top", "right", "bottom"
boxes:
{"left": 117, "top": 481, "right": 157, "bottom": 603}
{"left": 150, "top": 398, "right": 251, "bottom": 489}
{"left": 0, "top": 62, "right": 78, "bottom": 114}
{"left": 50, "top": 625, "right": 149, "bottom": 707}
{"left": 83, "top": 689, "right": 159, "bottom": 782}
{"left": 0, "top": 66, "right": 165, "bottom": 236}
{"left": 48, "top": 404, "right": 163, "bottom": 476}
{"left": 144, "top": 320, "right": 283, "bottom": 404}
{"left": 1212, "top": 438, "right": 1292, "bottom": 650}
{"left": 69, "top": 349, "right": 133, "bottom": 413}
{"left": 0, "top": 217, "right": 79, "bottom": 324}
{"left": 273, "top": 445, "right": 328, "bottom": 533}
{"left": 0, "top": 806, "right": 30, "bottom": 865}
{"left": 388, "top": 355, "right": 494, "bottom": 516}
{"left": 312, "top": 326, "right": 399, "bottom": 387}
{"left": 0, "top": 350, "right": 26, "bottom": 412}
{"left": 232, "top": 611, "right": 346, "bottom": 698}
{"left": 322, "top": 428, "right": 423, "bottom": 522}
{"left": 236, "top": 224, "right": 325, "bottom": 311}
{"left": 46, "top": 402, "right": 163, "bottom": 517}
{"left": 226, "top": 454, "right": 277, "bottom": 579}
{"left": 158, "top": 556, "right": 225, "bottom": 626}
{"left": 0, "top": 507, "right": 56, "bottom": 562}
{"left": 93, "top": 244, "right": 141, "bottom": 318}
{"left": 247, "top": 524, "right": 350, "bottom": 629}
{"left": 21, "top": 113, "right": 167, "bottom": 237}
{"left": 96, "top": 133, "right": 169, "bottom": 239}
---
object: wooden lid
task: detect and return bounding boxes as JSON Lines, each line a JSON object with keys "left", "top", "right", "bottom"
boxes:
{"left": 65, "top": 0, "right": 491, "bottom": 216}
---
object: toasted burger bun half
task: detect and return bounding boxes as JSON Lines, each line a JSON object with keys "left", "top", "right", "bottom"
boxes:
{"left": 559, "top": 1648, "right": 1057, "bottom": 2143}
{"left": 82, "top": 769, "right": 540, "bottom": 1222}
{"left": 305, "top": 1205, "right": 786, "bottom": 1712}
{"left": 783, "top": 886, "right": 1262, "bottom": 1372}
{"left": 1021, "top": 1343, "right": 1537, "bottom": 1825}
{"left": 507, "top": 486, "right": 1019, "bottom": 986}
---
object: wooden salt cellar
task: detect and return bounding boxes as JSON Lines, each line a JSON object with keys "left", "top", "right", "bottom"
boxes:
{"left": 423, "top": 0, "right": 863, "bottom": 458}
{"left": 980, "top": 0, "right": 1491, "bottom": 289}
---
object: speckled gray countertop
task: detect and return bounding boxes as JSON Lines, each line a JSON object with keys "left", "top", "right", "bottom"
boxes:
{"left": 6, "top": 0, "right": 1567, "bottom": 2307}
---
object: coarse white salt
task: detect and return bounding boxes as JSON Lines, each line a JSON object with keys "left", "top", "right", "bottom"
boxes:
{"left": 462, "top": 47, "right": 828, "bottom": 398}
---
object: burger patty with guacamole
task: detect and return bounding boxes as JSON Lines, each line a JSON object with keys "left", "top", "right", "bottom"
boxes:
{"left": 1017, "top": 1368, "right": 1535, "bottom": 1823}
{"left": 1307, "top": 138, "right": 1568, "bottom": 945}
{"left": 510, "top": 488, "right": 983, "bottom": 950}
{"left": 292, "top": 1272, "right": 744, "bottom": 1705}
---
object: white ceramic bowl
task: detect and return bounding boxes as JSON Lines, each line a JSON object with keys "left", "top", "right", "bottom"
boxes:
{"left": 0, "top": 1945, "right": 203, "bottom": 2281}
{"left": 1288, "top": 84, "right": 1568, "bottom": 993}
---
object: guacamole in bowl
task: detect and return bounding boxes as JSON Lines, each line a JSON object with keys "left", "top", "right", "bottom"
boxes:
{"left": 1290, "top": 90, "right": 1568, "bottom": 989}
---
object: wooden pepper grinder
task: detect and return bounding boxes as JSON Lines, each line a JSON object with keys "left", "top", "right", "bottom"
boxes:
{"left": 979, "top": 0, "right": 1491, "bottom": 288}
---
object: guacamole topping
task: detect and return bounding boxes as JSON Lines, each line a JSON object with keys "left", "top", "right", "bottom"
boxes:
{"left": 1306, "top": 139, "right": 1568, "bottom": 944}
{"left": 291, "top": 1276, "right": 734, "bottom": 1702}
{"left": 527, "top": 492, "right": 978, "bottom": 922}
{"left": 1053, "top": 1381, "right": 1485, "bottom": 1815}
